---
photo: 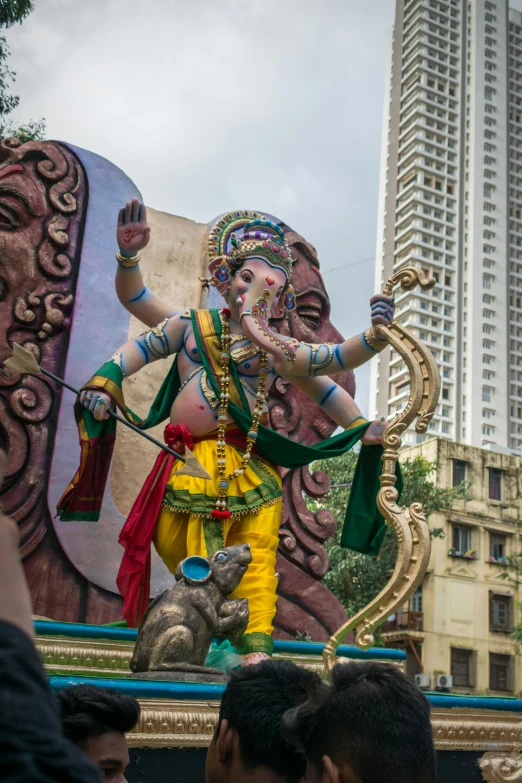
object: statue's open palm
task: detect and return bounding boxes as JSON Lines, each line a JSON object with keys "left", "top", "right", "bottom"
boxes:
{"left": 117, "top": 198, "right": 150, "bottom": 256}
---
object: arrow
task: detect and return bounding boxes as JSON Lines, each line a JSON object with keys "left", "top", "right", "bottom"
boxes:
{"left": 3, "top": 343, "right": 211, "bottom": 480}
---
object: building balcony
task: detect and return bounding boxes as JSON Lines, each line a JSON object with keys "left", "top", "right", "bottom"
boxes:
{"left": 382, "top": 611, "right": 423, "bottom": 633}
{"left": 487, "top": 556, "right": 507, "bottom": 566}
{"left": 448, "top": 549, "right": 478, "bottom": 560}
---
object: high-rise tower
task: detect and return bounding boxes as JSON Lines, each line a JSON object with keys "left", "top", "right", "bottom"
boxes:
{"left": 371, "top": 0, "right": 522, "bottom": 451}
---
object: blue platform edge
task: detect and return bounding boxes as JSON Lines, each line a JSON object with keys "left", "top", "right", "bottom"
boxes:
{"left": 46, "top": 674, "right": 522, "bottom": 712}
{"left": 34, "top": 620, "right": 405, "bottom": 661}
{"left": 38, "top": 621, "right": 522, "bottom": 712}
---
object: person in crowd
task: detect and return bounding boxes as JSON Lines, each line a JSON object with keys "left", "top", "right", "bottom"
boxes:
{"left": 281, "top": 661, "right": 436, "bottom": 783}
{"left": 206, "top": 659, "right": 325, "bottom": 783}
{"left": 57, "top": 684, "right": 141, "bottom": 783}
{"left": 0, "top": 446, "right": 99, "bottom": 782}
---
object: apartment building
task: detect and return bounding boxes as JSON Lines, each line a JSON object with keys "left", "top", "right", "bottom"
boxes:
{"left": 370, "top": 0, "right": 522, "bottom": 452}
{"left": 383, "top": 438, "right": 522, "bottom": 694}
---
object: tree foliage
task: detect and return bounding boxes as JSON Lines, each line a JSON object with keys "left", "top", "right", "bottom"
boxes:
{"left": 0, "top": 0, "right": 34, "bottom": 28}
{"left": 0, "top": 1, "right": 45, "bottom": 141}
{"left": 308, "top": 450, "right": 469, "bottom": 618}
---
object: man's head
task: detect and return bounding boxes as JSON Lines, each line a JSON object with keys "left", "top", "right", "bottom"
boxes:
{"left": 56, "top": 684, "right": 140, "bottom": 783}
{"left": 282, "top": 662, "right": 436, "bottom": 783}
{"left": 206, "top": 659, "right": 325, "bottom": 783}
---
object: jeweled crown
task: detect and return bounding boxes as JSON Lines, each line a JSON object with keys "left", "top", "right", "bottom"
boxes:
{"left": 229, "top": 218, "right": 292, "bottom": 280}
{"left": 207, "top": 211, "right": 292, "bottom": 281}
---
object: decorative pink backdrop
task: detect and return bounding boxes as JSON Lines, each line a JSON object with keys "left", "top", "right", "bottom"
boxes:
{"left": 1, "top": 140, "right": 350, "bottom": 639}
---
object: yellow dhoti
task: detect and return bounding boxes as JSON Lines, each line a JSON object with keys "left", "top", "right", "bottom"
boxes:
{"left": 153, "top": 438, "right": 282, "bottom": 656}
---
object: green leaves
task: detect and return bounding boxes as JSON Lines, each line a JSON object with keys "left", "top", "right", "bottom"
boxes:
{"left": 0, "top": 117, "right": 45, "bottom": 141}
{"left": 0, "top": 0, "right": 34, "bottom": 29}
{"left": 0, "top": 2, "right": 43, "bottom": 141}
{"left": 308, "top": 450, "right": 469, "bottom": 620}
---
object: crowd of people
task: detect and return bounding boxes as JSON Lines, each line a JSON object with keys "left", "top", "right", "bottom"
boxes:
{"left": 0, "top": 445, "right": 436, "bottom": 783}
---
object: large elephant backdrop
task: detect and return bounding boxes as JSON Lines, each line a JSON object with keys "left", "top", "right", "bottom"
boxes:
{"left": 0, "top": 138, "right": 350, "bottom": 639}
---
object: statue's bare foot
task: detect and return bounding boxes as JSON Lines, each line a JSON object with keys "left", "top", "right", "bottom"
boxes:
{"left": 242, "top": 652, "right": 271, "bottom": 666}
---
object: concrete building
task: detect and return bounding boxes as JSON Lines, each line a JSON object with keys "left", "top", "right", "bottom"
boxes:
{"left": 370, "top": 0, "right": 522, "bottom": 452}
{"left": 383, "top": 437, "right": 522, "bottom": 694}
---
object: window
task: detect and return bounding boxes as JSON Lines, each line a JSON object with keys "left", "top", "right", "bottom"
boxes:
{"left": 490, "top": 594, "right": 511, "bottom": 632}
{"left": 451, "top": 648, "right": 473, "bottom": 688}
{"left": 411, "top": 585, "right": 423, "bottom": 613}
{"left": 453, "top": 460, "right": 467, "bottom": 486}
{"left": 490, "top": 653, "right": 512, "bottom": 692}
{"left": 489, "top": 467, "right": 502, "bottom": 500}
{"left": 490, "top": 533, "right": 506, "bottom": 562}
{"left": 452, "top": 525, "right": 471, "bottom": 553}
{"left": 483, "top": 386, "right": 492, "bottom": 402}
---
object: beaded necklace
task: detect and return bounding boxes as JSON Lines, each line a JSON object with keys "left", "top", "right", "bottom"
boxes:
{"left": 210, "top": 309, "right": 269, "bottom": 520}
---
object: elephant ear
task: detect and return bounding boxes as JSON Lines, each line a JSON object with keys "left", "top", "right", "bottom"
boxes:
{"left": 208, "top": 256, "right": 231, "bottom": 297}
{"left": 179, "top": 555, "right": 212, "bottom": 584}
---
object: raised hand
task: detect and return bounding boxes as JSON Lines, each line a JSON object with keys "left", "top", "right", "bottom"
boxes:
{"left": 79, "top": 390, "right": 114, "bottom": 421}
{"left": 370, "top": 294, "right": 395, "bottom": 327}
{"left": 360, "top": 417, "right": 388, "bottom": 446}
{"left": 116, "top": 199, "right": 151, "bottom": 257}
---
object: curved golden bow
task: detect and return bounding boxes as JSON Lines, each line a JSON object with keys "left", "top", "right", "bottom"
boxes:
{"left": 322, "top": 265, "right": 440, "bottom": 672}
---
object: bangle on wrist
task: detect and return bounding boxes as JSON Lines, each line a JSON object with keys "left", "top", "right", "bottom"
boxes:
{"left": 239, "top": 310, "right": 253, "bottom": 323}
{"left": 363, "top": 327, "right": 388, "bottom": 353}
{"left": 116, "top": 251, "right": 140, "bottom": 268}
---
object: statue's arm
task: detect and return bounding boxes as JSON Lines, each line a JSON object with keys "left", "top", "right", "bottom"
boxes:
{"left": 115, "top": 199, "right": 182, "bottom": 327}
{"left": 291, "top": 375, "right": 387, "bottom": 445}
{"left": 239, "top": 289, "right": 395, "bottom": 378}
{"left": 80, "top": 314, "right": 189, "bottom": 420}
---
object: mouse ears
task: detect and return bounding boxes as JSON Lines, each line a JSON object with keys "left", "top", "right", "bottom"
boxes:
{"left": 175, "top": 555, "right": 212, "bottom": 584}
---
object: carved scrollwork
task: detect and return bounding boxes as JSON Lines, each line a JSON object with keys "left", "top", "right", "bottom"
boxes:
{"left": 383, "top": 265, "right": 436, "bottom": 296}
{"left": 323, "top": 265, "right": 438, "bottom": 670}
{"left": 0, "top": 140, "right": 86, "bottom": 561}
{"left": 267, "top": 225, "right": 357, "bottom": 639}
{"left": 480, "top": 751, "right": 522, "bottom": 782}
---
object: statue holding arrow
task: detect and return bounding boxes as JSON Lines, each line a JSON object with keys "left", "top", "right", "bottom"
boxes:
{"left": 6, "top": 200, "right": 398, "bottom": 664}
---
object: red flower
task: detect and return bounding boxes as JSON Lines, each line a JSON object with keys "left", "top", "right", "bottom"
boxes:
{"left": 221, "top": 308, "right": 231, "bottom": 318}
{"left": 164, "top": 423, "right": 194, "bottom": 455}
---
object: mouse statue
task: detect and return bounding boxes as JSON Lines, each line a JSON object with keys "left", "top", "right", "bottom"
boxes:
{"left": 130, "top": 543, "right": 251, "bottom": 680}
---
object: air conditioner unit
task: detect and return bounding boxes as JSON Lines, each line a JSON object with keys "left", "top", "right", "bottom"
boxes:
{"left": 436, "top": 674, "right": 453, "bottom": 691}
{"left": 414, "top": 673, "right": 431, "bottom": 690}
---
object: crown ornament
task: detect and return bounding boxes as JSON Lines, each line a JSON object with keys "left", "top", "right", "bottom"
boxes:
{"left": 207, "top": 211, "right": 293, "bottom": 282}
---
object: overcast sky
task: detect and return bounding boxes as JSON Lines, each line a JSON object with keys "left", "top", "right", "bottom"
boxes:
{"left": 5, "top": 0, "right": 414, "bottom": 413}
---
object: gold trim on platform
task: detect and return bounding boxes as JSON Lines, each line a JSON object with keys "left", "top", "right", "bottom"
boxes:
{"left": 37, "top": 636, "right": 522, "bottom": 752}
{"left": 125, "top": 702, "right": 522, "bottom": 750}
{"left": 432, "top": 709, "right": 522, "bottom": 752}
{"left": 128, "top": 699, "right": 219, "bottom": 748}
{"left": 36, "top": 638, "right": 404, "bottom": 679}
{"left": 37, "top": 636, "right": 133, "bottom": 677}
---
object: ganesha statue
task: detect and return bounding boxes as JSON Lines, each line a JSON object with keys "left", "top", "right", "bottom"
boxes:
{"left": 57, "top": 201, "right": 395, "bottom": 663}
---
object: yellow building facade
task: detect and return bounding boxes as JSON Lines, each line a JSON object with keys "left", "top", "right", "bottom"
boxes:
{"left": 382, "top": 438, "right": 522, "bottom": 695}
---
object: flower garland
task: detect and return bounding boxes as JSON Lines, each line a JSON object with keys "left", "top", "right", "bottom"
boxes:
{"left": 210, "top": 308, "right": 269, "bottom": 520}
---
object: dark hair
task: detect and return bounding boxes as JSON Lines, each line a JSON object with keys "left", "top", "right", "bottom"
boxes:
{"left": 282, "top": 662, "right": 436, "bottom": 783}
{"left": 56, "top": 684, "right": 140, "bottom": 748}
{"left": 218, "top": 659, "right": 325, "bottom": 781}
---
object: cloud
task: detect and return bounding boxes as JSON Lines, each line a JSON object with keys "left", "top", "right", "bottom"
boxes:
{"left": 6, "top": 0, "right": 395, "bottom": 415}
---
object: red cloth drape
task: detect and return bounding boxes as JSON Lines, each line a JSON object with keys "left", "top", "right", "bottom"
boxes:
{"left": 116, "top": 424, "right": 193, "bottom": 627}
